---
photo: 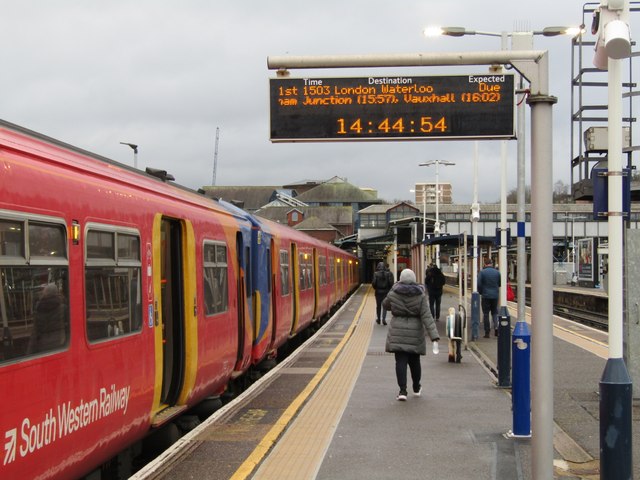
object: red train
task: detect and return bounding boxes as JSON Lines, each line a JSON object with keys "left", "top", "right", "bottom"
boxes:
{"left": 0, "top": 120, "right": 359, "bottom": 479}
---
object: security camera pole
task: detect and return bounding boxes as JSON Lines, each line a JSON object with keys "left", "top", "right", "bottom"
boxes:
{"left": 593, "top": 1, "right": 633, "bottom": 478}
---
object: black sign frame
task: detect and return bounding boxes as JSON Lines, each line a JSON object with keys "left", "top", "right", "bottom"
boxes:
{"left": 270, "top": 74, "right": 515, "bottom": 142}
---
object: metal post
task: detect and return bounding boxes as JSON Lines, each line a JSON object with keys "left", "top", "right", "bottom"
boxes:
{"left": 510, "top": 318, "right": 531, "bottom": 437}
{"left": 471, "top": 142, "right": 480, "bottom": 341}
{"left": 600, "top": 54, "right": 633, "bottom": 480}
{"left": 497, "top": 306, "right": 511, "bottom": 387}
{"left": 435, "top": 162, "right": 441, "bottom": 267}
{"left": 267, "top": 49, "right": 554, "bottom": 476}
{"left": 528, "top": 85, "right": 557, "bottom": 480}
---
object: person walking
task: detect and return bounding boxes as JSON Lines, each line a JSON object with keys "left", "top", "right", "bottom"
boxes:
{"left": 424, "top": 263, "right": 446, "bottom": 321}
{"left": 477, "top": 258, "right": 501, "bottom": 338}
{"left": 372, "top": 262, "right": 393, "bottom": 325}
{"left": 383, "top": 268, "right": 440, "bottom": 401}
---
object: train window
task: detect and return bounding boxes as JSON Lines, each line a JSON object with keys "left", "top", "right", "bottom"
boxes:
{"left": 29, "top": 222, "right": 67, "bottom": 260}
{"left": 298, "top": 252, "right": 313, "bottom": 290}
{"left": 0, "top": 217, "right": 69, "bottom": 364}
{"left": 85, "top": 227, "right": 142, "bottom": 343}
{"left": 279, "top": 250, "right": 290, "bottom": 295}
{"left": 319, "top": 255, "right": 327, "bottom": 286}
{"left": 0, "top": 219, "right": 25, "bottom": 259}
{"left": 203, "top": 242, "right": 228, "bottom": 316}
{"left": 328, "top": 256, "right": 335, "bottom": 283}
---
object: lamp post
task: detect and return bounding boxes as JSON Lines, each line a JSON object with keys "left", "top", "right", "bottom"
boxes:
{"left": 411, "top": 185, "right": 428, "bottom": 283}
{"left": 425, "top": 23, "right": 579, "bottom": 471}
{"left": 120, "top": 142, "right": 139, "bottom": 169}
{"left": 419, "top": 160, "right": 454, "bottom": 268}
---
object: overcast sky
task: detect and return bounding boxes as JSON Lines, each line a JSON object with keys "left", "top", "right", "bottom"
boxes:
{"left": 0, "top": 1, "right": 620, "bottom": 204}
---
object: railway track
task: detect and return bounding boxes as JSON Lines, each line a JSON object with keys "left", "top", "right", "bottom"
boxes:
{"left": 553, "top": 305, "right": 608, "bottom": 330}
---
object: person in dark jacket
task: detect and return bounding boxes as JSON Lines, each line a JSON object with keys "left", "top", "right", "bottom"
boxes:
{"left": 477, "top": 258, "right": 501, "bottom": 338}
{"left": 383, "top": 269, "right": 440, "bottom": 401}
{"left": 424, "top": 263, "right": 446, "bottom": 321}
{"left": 372, "top": 262, "right": 393, "bottom": 325}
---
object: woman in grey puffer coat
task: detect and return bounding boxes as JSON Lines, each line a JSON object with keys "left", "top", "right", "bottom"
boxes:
{"left": 383, "top": 268, "right": 440, "bottom": 401}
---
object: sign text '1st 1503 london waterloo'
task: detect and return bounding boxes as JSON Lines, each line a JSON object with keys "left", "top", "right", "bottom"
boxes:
{"left": 269, "top": 74, "right": 515, "bottom": 142}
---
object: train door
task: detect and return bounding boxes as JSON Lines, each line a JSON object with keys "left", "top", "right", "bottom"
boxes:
{"left": 313, "top": 248, "right": 319, "bottom": 320}
{"left": 234, "top": 233, "right": 252, "bottom": 372}
{"left": 159, "top": 218, "right": 185, "bottom": 407}
{"left": 290, "top": 242, "right": 300, "bottom": 334}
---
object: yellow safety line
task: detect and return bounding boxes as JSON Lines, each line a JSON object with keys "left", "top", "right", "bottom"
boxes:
{"left": 230, "top": 286, "right": 371, "bottom": 480}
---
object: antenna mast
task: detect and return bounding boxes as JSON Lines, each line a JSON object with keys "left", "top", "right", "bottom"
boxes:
{"left": 212, "top": 127, "right": 220, "bottom": 185}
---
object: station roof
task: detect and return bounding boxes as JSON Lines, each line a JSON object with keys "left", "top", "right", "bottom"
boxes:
{"left": 423, "top": 234, "right": 496, "bottom": 247}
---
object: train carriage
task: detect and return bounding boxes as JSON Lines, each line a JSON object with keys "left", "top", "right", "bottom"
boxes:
{"left": 0, "top": 119, "right": 359, "bottom": 480}
{"left": 0, "top": 121, "right": 244, "bottom": 478}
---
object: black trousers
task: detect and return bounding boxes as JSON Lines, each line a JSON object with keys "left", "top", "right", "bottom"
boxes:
{"left": 428, "top": 291, "right": 443, "bottom": 319}
{"left": 375, "top": 291, "right": 388, "bottom": 321}
{"left": 481, "top": 297, "right": 499, "bottom": 333}
{"left": 394, "top": 351, "right": 421, "bottom": 393}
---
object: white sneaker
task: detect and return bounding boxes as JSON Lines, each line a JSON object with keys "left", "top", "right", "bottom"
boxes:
{"left": 413, "top": 387, "right": 422, "bottom": 397}
{"left": 396, "top": 392, "right": 407, "bottom": 401}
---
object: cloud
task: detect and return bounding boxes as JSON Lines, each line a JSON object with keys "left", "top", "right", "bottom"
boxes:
{"left": 0, "top": 1, "right": 618, "bottom": 206}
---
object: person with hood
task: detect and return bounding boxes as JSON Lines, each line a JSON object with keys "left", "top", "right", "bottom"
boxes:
{"left": 424, "top": 263, "right": 446, "bottom": 321}
{"left": 372, "top": 261, "right": 393, "bottom": 325}
{"left": 383, "top": 268, "right": 440, "bottom": 401}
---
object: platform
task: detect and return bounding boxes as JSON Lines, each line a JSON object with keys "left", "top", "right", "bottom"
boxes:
{"left": 131, "top": 285, "right": 638, "bottom": 480}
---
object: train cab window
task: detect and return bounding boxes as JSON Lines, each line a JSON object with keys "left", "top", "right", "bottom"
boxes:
{"left": 85, "top": 227, "right": 142, "bottom": 342}
{"left": 0, "top": 217, "right": 69, "bottom": 364}
{"left": 279, "top": 250, "right": 290, "bottom": 295}
{"left": 203, "top": 241, "right": 228, "bottom": 316}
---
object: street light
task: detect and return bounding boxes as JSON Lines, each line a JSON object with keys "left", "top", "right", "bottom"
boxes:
{"left": 409, "top": 185, "right": 428, "bottom": 241}
{"left": 419, "top": 160, "right": 455, "bottom": 268}
{"left": 424, "top": 25, "right": 583, "bottom": 38}
{"left": 424, "top": 24, "right": 579, "bottom": 473}
{"left": 120, "top": 142, "right": 139, "bottom": 169}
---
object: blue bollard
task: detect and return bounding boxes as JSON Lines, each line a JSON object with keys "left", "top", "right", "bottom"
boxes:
{"left": 471, "top": 292, "right": 480, "bottom": 340}
{"left": 510, "top": 319, "right": 531, "bottom": 437}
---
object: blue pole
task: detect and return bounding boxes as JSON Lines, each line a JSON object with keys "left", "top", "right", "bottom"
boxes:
{"left": 510, "top": 319, "right": 531, "bottom": 437}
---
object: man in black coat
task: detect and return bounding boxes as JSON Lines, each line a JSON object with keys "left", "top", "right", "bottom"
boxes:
{"left": 372, "top": 262, "right": 393, "bottom": 325}
{"left": 424, "top": 263, "right": 446, "bottom": 321}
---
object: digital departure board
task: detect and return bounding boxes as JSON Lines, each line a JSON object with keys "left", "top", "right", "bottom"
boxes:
{"left": 270, "top": 74, "right": 515, "bottom": 142}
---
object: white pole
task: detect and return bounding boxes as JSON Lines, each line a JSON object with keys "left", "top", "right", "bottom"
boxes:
{"left": 435, "top": 162, "right": 441, "bottom": 268}
{"left": 473, "top": 142, "right": 479, "bottom": 292}
{"left": 500, "top": 140, "right": 508, "bottom": 305}
{"left": 608, "top": 58, "right": 623, "bottom": 359}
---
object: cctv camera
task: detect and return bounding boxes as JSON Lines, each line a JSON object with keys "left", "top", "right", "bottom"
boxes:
{"left": 605, "top": 19, "right": 631, "bottom": 59}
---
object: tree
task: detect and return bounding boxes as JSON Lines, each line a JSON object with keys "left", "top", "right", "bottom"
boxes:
{"left": 553, "top": 180, "right": 572, "bottom": 204}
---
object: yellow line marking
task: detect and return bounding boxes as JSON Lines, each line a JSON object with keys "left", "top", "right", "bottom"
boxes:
{"left": 230, "top": 286, "right": 371, "bottom": 480}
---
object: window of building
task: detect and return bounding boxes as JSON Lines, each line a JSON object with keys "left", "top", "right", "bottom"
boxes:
{"left": 203, "top": 241, "right": 228, "bottom": 316}
{"left": 85, "top": 226, "right": 142, "bottom": 342}
{"left": 360, "top": 213, "right": 386, "bottom": 228}
{"left": 0, "top": 216, "right": 69, "bottom": 364}
{"left": 388, "top": 205, "right": 418, "bottom": 222}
